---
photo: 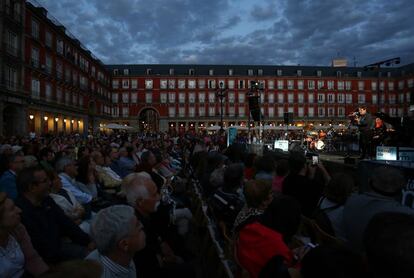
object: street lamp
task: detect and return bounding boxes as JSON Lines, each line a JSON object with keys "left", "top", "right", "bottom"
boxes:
{"left": 363, "top": 57, "right": 400, "bottom": 112}
{"left": 216, "top": 81, "right": 227, "bottom": 132}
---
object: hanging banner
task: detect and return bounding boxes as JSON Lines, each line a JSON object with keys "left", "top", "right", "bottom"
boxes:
{"left": 227, "top": 127, "right": 237, "bottom": 146}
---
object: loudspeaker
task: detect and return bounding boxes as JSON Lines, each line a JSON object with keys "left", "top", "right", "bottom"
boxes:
{"left": 248, "top": 96, "right": 261, "bottom": 121}
{"left": 283, "top": 112, "right": 293, "bottom": 124}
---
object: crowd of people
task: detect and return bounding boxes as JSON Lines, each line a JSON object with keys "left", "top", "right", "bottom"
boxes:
{"left": 0, "top": 130, "right": 413, "bottom": 277}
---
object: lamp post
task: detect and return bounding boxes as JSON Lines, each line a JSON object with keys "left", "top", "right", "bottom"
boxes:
{"left": 216, "top": 81, "right": 227, "bottom": 132}
{"left": 363, "top": 57, "right": 400, "bottom": 112}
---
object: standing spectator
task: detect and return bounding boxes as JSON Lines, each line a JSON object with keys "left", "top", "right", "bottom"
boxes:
{"left": 0, "top": 153, "right": 25, "bottom": 200}
{"left": 86, "top": 205, "right": 146, "bottom": 278}
{"left": 343, "top": 166, "right": 413, "bottom": 252}
{"left": 272, "top": 159, "right": 289, "bottom": 193}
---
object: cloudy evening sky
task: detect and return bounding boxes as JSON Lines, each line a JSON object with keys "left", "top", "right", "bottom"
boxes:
{"left": 35, "top": 0, "right": 414, "bottom": 66}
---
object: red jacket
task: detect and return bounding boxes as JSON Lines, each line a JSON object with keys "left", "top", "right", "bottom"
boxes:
{"left": 235, "top": 222, "right": 293, "bottom": 278}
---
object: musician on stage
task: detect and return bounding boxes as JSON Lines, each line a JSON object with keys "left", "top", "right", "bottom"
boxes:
{"left": 352, "top": 105, "right": 374, "bottom": 159}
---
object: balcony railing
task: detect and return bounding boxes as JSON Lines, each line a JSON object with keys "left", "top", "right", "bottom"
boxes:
{"left": 4, "top": 42, "right": 19, "bottom": 57}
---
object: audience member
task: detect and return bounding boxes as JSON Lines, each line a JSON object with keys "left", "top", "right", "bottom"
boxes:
{"left": 15, "top": 167, "right": 91, "bottom": 263}
{"left": 87, "top": 205, "right": 146, "bottom": 278}
{"left": 272, "top": 159, "right": 289, "bottom": 193}
{"left": 363, "top": 212, "right": 414, "bottom": 278}
{"left": 0, "top": 152, "right": 25, "bottom": 200}
{"left": 343, "top": 166, "right": 413, "bottom": 251}
{"left": 0, "top": 192, "right": 49, "bottom": 277}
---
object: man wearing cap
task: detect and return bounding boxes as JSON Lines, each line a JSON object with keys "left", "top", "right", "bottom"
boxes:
{"left": 343, "top": 166, "right": 414, "bottom": 252}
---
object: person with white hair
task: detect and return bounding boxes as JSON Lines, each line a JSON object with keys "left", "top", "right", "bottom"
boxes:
{"left": 123, "top": 173, "right": 192, "bottom": 277}
{"left": 86, "top": 205, "right": 146, "bottom": 278}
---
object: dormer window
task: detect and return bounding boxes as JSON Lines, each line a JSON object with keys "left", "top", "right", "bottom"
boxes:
{"left": 169, "top": 68, "right": 174, "bottom": 75}
{"left": 146, "top": 69, "right": 152, "bottom": 75}
{"left": 189, "top": 68, "right": 195, "bottom": 76}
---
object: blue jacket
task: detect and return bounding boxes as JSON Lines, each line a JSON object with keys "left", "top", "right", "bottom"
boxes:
{"left": 0, "top": 170, "right": 17, "bottom": 200}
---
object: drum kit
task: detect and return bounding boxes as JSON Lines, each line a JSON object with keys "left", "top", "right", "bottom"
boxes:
{"left": 305, "top": 129, "right": 336, "bottom": 152}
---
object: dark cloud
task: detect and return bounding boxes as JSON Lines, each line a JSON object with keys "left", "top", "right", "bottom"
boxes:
{"left": 36, "top": 0, "right": 414, "bottom": 66}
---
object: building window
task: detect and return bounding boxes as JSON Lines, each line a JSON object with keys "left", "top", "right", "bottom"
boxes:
{"left": 345, "top": 81, "right": 352, "bottom": 90}
{"left": 298, "top": 93, "right": 304, "bottom": 103}
{"left": 31, "top": 77, "right": 40, "bottom": 99}
{"left": 112, "top": 80, "right": 119, "bottom": 89}
{"left": 346, "top": 94, "right": 353, "bottom": 103}
{"left": 146, "top": 69, "right": 152, "bottom": 75}
{"left": 239, "top": 106, "right": 245, "bottom": 117}
{"left": 45, "top": 83, "right": 52, "bottom": 101}
{"left": 209, "top": 69, "right": 214, "bottom": 76}
{"left": 298, "top": 80, "right": 304, "bottom": 90}
{"left": 287, "top": 80, "right": 294, "bottom": 90}
{"left": 168, "top": 92, "right": 175, "bottom": 103}
{"left": 408, "top": 79, "right": 413, "bottom": 88}
{"left": 327, "top": 80, "right": 334, "bottom": 90}
{"left": 145, "top": 80, "right": 153, "bottom": 89}
{"left": 317, "top": 80, "right": 324, "bottom": 89}
{"left": 160, "top": 80, "right": 167, "bottom": 89}
{"left": 31, "top": 47, "right": 39, "bottom": 68}
{"left": 238, "top": 93, "right": 245, "bottom": 103}
{"left": 208, "top": 92, "right": 215, "bottom": 103}
{"left": 399, "top": 93, "right": 404, "bottom": 104}
{"left": 288, "top": 93, "right": 294, "bottom": 103}
{"left": 248, "top": 69, "right": 254, "bottom": 76}
{"left": 228, "top": 69, "right": 233, "bottom": 76}
{"left": 131, "top": 93, "right": 138, "bottom": 103}
{"left": 198, "top": 92, "right": 205, "bottom": 103}
{"left": 168, "top": 79, "right": 175, "bottom": 89}
{"left": 318, "top": 93, "right": 325, "bottom": 103}
{"left": 278, "top": 107, "right": 284, "bottom": 117}
{"left": 123, "top": 69, "right": 129, "bottom": 75}
{"left": 328, "top": 107, "right": 334, "bottom": 117}
{"left": 72, "top": 93, "right": 78, "bottom": 106}
{"left": 277, "top": 69, "right": 282, "bottom": 76}
{"left": 228, "top": 80, "right": 235, "bottom": 89}
{"left": 65, "top": 91, "right": 70, "bottom": 105}
{"left": 146, "top": 93, "right": 152, "bottom": 103}
{"left": 357, "top": 71, "right": 362, "bottom": 78}
{"left": 308, "top": 80, "right": 315, "bottom": 90}
{"left": 278, "top": 93, "right": 284, "bottom": 103}
{"left": 308, "top": 93, "right": 314, "bottom": 103}
{"left": 372, "top": 94, "right": 377, "bottom": 104}
{"left": 131, "top": 80, "right": 138, "bottom": 89}
{"left": 398, "top": 81, "right": 405, "bottom": 90}
{"left": 5, "top": 30, "right": 18, "bottom": 56}
{"left": 337, "top": 71, "right": 342, "bottom": 78}
{"left": 198, "top": 79, "right": 205, "bottom": 89}
{"left": 371, "top": 81, "right": 377, "bottom": 91}
{"left": 122, "top": 79, "right": 129, "bottom": 89}
{"left": 209, "top": 106, "right": 215, "bottom": 116}
{"left": 258, "top": 69, "right": 263, "bottom": 76}
{"left": 297, "top": 70, "right": 302, "bottom": 76}
{"left": 178, "top": 80, "right": 186, "bottom": 89}
{"left": 189, "top": 107, "right": 195, "bottom": 117}
{"left": 338, "top": 107, "right": 345, "bottom": 117}
{"left": 122, "top": 92, "right": 129, "bottom": 103}
{"left": 188, "top": 80, "right": 196, "bottom": 89}
{"left": 238, "top": 80, "right": 245, "bottom": 89}
{"left": 208, "top": 79, "right": 216, "bottom": 89}
{"left": 178, "top": 106, "right": 185, "bottom": 117}
{"left": 328, "top": 94, "right": 335, "bottom": 103}
{"left": 358, "top": 81, "right": 364, "bottom": 91}
{"left": 56, "top": 87, "right": 62, "bottom": 103}
{"left": 316, "top": 70, "right": 322, "bottom": 77}
{"left": 160, "top": 93, "right": 167, "bottom": 103}
{"left": 179, "top": 93, "right": 185, "bottom": 103}
{"left": 268, "top": 80, "right": 274, "bottom": 90}
{"left": 229, "top": 106, "right": 235, "bottom": 116}
{"left": 298, "top": 107, "right": 304, "bottom": 117}
{"left": 169, "top": 68, "right": 174, "bottom": 75}
{"left": 189, "top": 92, "right": 195, "bottom": 103}
{"left": 113, "top": 69, "right": 119, "bottom": 75}
{"left": 337, "top": 93, "right": 344, "bottom": 103}
{"left": 337, "top": 81, "right": 344, "bottom": 90}
{"left": 112, "top": 93, "right": 119, "bottom": 103}
{"left": 5, "top": 66, "right": 17, "bottom": 90}
{"left": 268, "top": 93, "right": 274, "bottom": 104}
{"left": 57, "top": 38, "right": 64, "bottom": 54}
{"left": 198, "top": 106, "right": 205, "bottom": 116}
{"left": 268, "top": 107, "right": 274, "bottom": 117}
{"left": 31, "top": 19, "right": 39, "bottom": 39}
{"left": 318, "top": 107, "right": 325, "bottom": 117}
{"left": 228, "top": 92, "right": 235, "bottom": 103}
{"left": 379, "top": 81, "right": 384, "bottom": 91}
{"left": 188, "top": 69, "right": 195, "bottom": 76}
{"left": 389, "top": 94, "right": 396, "bottom": 104}
{"left": 277, "top": 80, "right": 284, "bottom": 90}
{"left": 388, "top": 81, "right": 394, "bottom": 91}
{"left": 122, "top": 107, "right": 129, "bottom": 117}
{"left": 308, "top": 107, "right": 314, "bottom": 117}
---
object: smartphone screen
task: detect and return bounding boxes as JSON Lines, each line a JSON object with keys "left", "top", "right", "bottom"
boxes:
{"left": 312, "top": 155, "right": 319, "bottom": 165}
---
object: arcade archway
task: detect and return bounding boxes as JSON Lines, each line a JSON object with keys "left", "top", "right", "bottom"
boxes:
{"left": 138, "top": 108, "right": 159, "bottom": 132}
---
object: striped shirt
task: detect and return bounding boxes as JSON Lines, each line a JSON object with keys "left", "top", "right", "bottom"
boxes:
{"left": 86, "top": 250, "right": 136, "bottom": 278}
